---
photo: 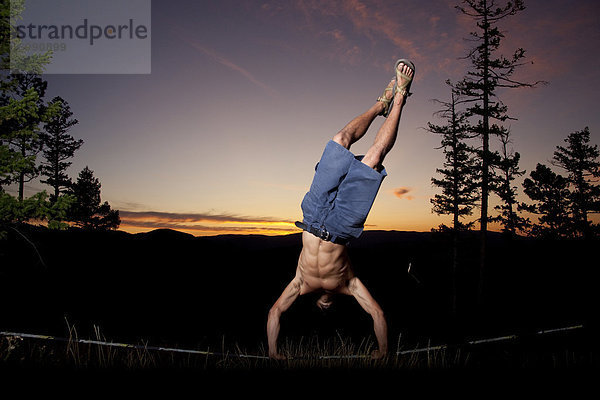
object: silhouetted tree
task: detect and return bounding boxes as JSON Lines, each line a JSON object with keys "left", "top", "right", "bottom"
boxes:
{"left": 1, "top": 0, "right": 68, "bottom": 236}
{"left": 1, "top": 0, "right": 54, "bottom": 194}
{"left": 2, "top": 74, "right": 48, "bottom": 201}
{"left": 69, "top": 166, "right": 120, "bottom": 230}
{"left": 0, "top": 88, "right": 39, "bottom": 189}
{"left": 427, "top": 83, "right": 479, "bottom": 315}
{"left": 454, "top": 0, "right": 544, "bottom": 304}
{"left": 1, "top": 0, "right": 55, "bottom": 197}
{"left": 522, "top": 164, "right": 572, "bottom": 239}
{"left": 428, "top": 83, "right": 479, "bottom": 231}
{"left": 490, "top": 132, "right": 529, "bottom": 237}
{"left": 551, "top": 127, "right": 600, "bottom": 239}
{"left": 39, "top": 96, "right": 82, "bottom": 203}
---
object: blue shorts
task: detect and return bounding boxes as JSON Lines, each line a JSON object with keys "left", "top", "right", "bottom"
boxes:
{"left": 300, "top": 140, "right": 387, "bottom": 242}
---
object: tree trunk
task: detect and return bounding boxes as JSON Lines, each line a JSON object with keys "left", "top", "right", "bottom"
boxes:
{"left": 451, "top": 93, "right": 459, "bottom": 316}
{"left": 452, "top": 230, "right": 458, "bottom": 316}
{"left": 54, "top": 159, "right": 60, "bottom": 202}
{"left": 18, "top": 172, "right": 24, "bottom": 201}
{"left": 18, "top": 140, "right": 25, "bottom": 202}
{"left": 478, "top": 4, "right": 490, "bottom": 308}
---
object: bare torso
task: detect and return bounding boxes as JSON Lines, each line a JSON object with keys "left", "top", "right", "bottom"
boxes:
{"left": 297, "top": 231, "right": 354, "bottom": 294}
{"left": 268, "top": 230, "right": 388, "bottom": 359}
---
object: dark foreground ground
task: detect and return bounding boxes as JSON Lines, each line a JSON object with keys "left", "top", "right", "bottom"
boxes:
{"left": 0, "top": 224, "right": 597, "bottom": 384}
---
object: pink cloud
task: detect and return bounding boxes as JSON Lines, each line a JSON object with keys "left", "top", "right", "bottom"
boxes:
{"left": 281, "top": 0, "right": 464, "bottom": 78}
{"left": 260, "top": 0, "right": 423, "bottom": 67}
{"left": 393, "top": 186, "right": 414, "bottom": 200}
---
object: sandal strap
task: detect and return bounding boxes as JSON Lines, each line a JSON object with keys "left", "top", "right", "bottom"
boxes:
{"left": 377, "top": 96, "right": 391, "bottom": 115}
{"left": 377, "top": 85, "right": 394, "bottom": 113}
{"left": 377, "top": 88, "right": 392, "bottom": 102}
{"left": 396, "top": 88, "right": 412, "bottom": 97}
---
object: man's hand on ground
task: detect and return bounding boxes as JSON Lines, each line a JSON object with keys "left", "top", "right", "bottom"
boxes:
{"left": 269, "top": 352, "right": 287, "bottom": 361}
{"left": 371, "top": 349, "right": 386, "bottom": 360}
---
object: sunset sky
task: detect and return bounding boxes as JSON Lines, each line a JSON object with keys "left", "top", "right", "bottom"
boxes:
{"left": 12, "top": 0, "right": 600, "bottom": 236}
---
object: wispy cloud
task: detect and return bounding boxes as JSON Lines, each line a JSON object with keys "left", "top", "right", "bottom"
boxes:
{"left": 174, "top": 28, "right": 278, "bottom": 98}
{"left": 259, "top": 0, "right": 461, "bottom": 75}
{"left": 120, "top": 210, "right": 292, "bottom": 224}
{"left": 342, "top": 0, "right": 420, "bottom": 61}
{"left": 499, "top": 2, "right": 599, "bottom": 84}
{"left": 118, "top": 210, "right": 296, "bottom": 235}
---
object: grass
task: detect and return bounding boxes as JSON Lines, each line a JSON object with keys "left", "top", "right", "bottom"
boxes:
{"left": 0, "top": 333, "right": 462, "bottom": 371}
{"left": 1, "top": 325, "right": 595, "bottom": 372}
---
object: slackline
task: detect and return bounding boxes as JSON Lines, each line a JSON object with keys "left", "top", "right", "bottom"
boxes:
{"left": 0, "top": 324, "right": 584, "bottom": 360}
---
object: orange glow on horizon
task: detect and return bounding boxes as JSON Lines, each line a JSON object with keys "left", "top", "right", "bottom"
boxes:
{"left": 117, "top": 221, "right": 439, "bottom": 237}
{"left": 118, "top": 222, "right": 299, "bottom": 237}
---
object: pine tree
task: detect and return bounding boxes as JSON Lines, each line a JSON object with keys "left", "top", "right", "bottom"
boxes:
{"left": 490, "top": 132, "right": 529, "bottom": 237}
{"left": 1, "top": 0, "right": 53, "bottom": 194}
{"left": 551, "top": 127, "right": 600, "bottom": 239}
{"left": 0, "top": 87, "right": 40, "bottom": 189}
{"left": 427, "top": 83, "right": 479, "bottom": 315}
{"left": 6, "top": 74, "right": 48, "bottom": 200}
{"left": 1, "top": 0, "right": 67, "bottom": 236}
{"left": 69, "top": 166, "right": 120, "bottom": 230}
{"left": 522, "top": 164, "right": 572, "bottom": 239}
{"left": 1, "top": 0, "right": 52, "bottom": 74}
{"left": 428, "top": 83, "right": 479, "bottom": 231}
{"left": 39, "top": 96, "right": 82, "bottom": 203}
{"left": 454, "top": 0, "right": 544, "bottom": 303}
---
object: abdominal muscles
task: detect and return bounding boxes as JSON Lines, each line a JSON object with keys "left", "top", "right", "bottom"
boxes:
{"left": 299, "top": 232, "right": 352, "bottom": 291}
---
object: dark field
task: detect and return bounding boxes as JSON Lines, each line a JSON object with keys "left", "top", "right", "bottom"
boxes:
{"left": 0, "top": 225, "right": 597, "bottom": 377}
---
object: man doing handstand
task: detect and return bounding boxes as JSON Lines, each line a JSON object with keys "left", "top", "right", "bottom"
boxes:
{"left": 267, "top": 59, "right": 415, "bottom": 360}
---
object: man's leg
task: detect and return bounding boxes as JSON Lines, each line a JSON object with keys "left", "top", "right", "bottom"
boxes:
{"left": 361, "top": 62, "right": 414, "bottom": 169}
{"left": 299, "top": 79, "right": 392, "bottom": 229}
{"left": 332, "top": 79, "right": 395, "bottom": 150}
{"left": 321, "top": 62, "right": 414, "bottom": 240}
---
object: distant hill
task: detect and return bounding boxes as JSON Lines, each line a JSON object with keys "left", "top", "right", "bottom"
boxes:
{"left": 133, "top": 228, "right": 195, "bottom": 241}
{"left": 127, "top": 228, "right": 450, "bottom": 250}
{"left": 130, "top": 227, "right": 510, "bottom": 246}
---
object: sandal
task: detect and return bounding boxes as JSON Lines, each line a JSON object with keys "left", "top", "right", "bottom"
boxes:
{"left": 381, "top": 59, "right": 415, "bottom": 118}
{"left": 377, "top": 79, "right": 395, "bottom": 117}
{"left": 394, "top": 58, "right": 415, "bottom": 97}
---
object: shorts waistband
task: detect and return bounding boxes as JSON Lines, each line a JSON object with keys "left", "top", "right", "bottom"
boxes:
{"left": 294, "top": 221, "right": 349, "bottom": 245}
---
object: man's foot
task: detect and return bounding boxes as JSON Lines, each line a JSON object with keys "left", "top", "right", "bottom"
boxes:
{"left": 376, "top": 78, "right": 396, "bottom": 116}
{"left": 395, "top": 60, "right": 415, "bottom": 99}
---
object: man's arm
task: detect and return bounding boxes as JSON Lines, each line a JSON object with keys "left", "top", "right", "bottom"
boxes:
{"left": 347, "top": 277, "right": 388, "bottom": 359}
{"left": 267, "top": 272, "right": 303, "bottom": 360}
